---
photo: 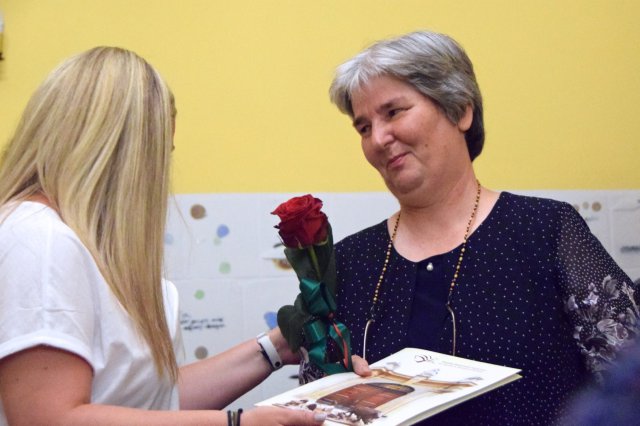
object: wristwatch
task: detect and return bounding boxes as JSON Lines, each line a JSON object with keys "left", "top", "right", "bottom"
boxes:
{"left": 256, "top": 332, "right": 283, "bottom": 370}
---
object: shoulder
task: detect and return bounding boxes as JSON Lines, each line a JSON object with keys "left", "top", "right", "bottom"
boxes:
{"left": 0, "top": 202, "right": 58, "bottom": 239}
{"left": 0, "top": 202, "right": 101, "bottom": 288}
{"left": 335, "top": 220, "right": 388, "bottom": 253}
{"left": 1, "top": 201, "right": 76, "bottom": 240}
{"left": 495, "top": 192, "right": 579, "bottom": 227}
{"left": 0, "top": 202, "right": 92, "bottom": 265}
{"left": 498, "top": 191, "right": 573, "bottom": 214}
{"left": 0, "top": 203, "right": 102, "bottom": 364}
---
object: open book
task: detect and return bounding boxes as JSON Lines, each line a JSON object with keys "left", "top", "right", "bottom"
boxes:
{"left": 257, "top": 348, "right": 521, "bottom": 426}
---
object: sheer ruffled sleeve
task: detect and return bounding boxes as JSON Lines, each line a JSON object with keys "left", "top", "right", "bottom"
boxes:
{"left": 556, "top": 203, "right": 639, "bottom": 381}
{"left": 298, "top": 351, "right": 326, "bottom": 385}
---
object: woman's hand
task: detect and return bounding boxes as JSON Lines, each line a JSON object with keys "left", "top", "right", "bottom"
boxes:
{"left": 268, "top": 327, "right": 301, "bottom": 365}
{"left": 241, "top": 406, "right": 326, "bottom": 426}
{"left": 269, "top": 327, "right": 372, "bottom": 377}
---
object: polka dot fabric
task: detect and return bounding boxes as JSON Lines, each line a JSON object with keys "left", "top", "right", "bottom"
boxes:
{"left": 325, "top": 192, "right": 638, "bottom": 425}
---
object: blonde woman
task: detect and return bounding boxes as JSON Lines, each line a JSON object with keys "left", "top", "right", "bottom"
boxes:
{"left": 0, "top": 47, "right": 368, "bottom": 426}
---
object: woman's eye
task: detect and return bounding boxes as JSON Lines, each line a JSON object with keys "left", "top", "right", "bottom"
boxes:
{"left": 388, "top": 108, "right": 402, "bottom": 117}
{"left": 357, "top": 124, "right": 371, "bottom": 135}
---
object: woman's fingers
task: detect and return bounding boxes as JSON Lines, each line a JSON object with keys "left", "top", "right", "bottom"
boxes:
{"left": 243, "top": 406, "right": 326, "bottom": 426}
{"left": 351, "top": 354, "right": 372, "bottom": 377}
{"left": 289, "top": 410, "right": 327, "bottom": 425}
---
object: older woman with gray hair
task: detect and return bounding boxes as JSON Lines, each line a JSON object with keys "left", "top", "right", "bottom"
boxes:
{"left": 302, "top": 31, "right": 639, "bottom": 425}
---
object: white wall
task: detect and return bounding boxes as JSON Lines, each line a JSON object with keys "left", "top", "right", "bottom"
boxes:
{"left": 165, "top": 190, "right": 640, "bottom": 409}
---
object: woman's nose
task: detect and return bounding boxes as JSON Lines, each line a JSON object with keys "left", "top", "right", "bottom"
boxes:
{"left": 371, "top": 121, "right": 394, "bottom": 148}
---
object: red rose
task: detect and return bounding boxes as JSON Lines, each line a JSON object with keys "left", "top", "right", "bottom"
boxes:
{"left": 271, "top": 194, "right": 329, "bottom": 248}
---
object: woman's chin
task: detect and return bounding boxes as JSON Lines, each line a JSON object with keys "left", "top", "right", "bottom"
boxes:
{"left": 384, "top": 176, "right": 425, "bottom": 198}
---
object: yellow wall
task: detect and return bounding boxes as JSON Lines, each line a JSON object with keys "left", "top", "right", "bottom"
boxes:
{"left": 1, "top": 0, "right": 638, "bottom": 192}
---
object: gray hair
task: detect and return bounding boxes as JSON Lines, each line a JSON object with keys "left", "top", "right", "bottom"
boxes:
{"left": 329, "top": 31, "right": 484, "bottom": 161}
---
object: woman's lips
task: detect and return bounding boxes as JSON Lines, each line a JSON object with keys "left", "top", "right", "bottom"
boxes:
{"left": 387, "top": 153, "right": 407, "bottom": 168}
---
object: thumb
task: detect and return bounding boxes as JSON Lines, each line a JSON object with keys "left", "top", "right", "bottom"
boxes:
{"left": 351, "top": 354, "right": 372, "bottom": 377}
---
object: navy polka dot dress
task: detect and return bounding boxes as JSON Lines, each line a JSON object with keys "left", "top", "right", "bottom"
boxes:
{"left": 319, "top": 192, "right": 638, "bottom": 425}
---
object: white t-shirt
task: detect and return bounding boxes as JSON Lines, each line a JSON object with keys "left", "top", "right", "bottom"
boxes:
{"left": 0, "top": 202, "right": 182, "bottom": 424}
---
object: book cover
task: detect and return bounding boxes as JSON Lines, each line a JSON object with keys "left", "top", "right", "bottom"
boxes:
{"left": 257, "top": 348, "right": 521, "bottom": 425}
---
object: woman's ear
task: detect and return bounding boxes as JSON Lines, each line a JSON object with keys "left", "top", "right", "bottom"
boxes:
{"left": 457, "top": 104, "right": 473, "bottom": 132}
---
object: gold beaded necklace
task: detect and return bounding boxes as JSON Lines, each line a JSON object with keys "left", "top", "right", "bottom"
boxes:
{"left": 362, "top": 179, "right": 482, "bottom": 359}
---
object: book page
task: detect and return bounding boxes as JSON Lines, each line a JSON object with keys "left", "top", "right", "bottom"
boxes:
{"left": 257, "top": 348, "right": 521, "bottom": 426}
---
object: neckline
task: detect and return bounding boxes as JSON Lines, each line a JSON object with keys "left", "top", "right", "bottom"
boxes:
{"left": 386, "top": 191, "right": 506, "bottom": 264}
{"left": 18, "top": 199, "right": 54, "bottom": 210}
{"left": 12, "top": 199, "right": 60, "bottom": 218}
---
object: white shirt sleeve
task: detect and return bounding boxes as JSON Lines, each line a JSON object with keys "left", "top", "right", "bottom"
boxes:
{"left": 0, "top": 203, "right": 98, "bottom": 368}
{"left": 1, "top": 203, "right": 180, "bottom": 411}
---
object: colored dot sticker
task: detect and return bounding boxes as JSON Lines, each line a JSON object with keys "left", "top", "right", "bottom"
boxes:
{"left": 217, "top": 224, "right": 230, "bottom": 238}
{"left": 194, "top": 346, "right": 208, "bottom": 360}
{"left": 592, "top": 201, "right": 602, "bottom": 212}
{"left": 194, "top": 290, "right": 205, "bottom": 300}
{"left": 264, "top": 311, "right": 277, "bottom": 329}
{"left": 190, "top": 204, "right": 206, "bottom": 219}
{"left": 219, "top": 262, "right": 231, "bottom": 274}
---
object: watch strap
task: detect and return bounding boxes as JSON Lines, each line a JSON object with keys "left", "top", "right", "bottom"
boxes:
{"left": 256, "top": 332, "right": 283, "bottom": 370}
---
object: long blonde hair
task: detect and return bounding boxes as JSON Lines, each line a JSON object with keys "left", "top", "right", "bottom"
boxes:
{"left": 0, "top": 47, "right": 178, "bottom": 380}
